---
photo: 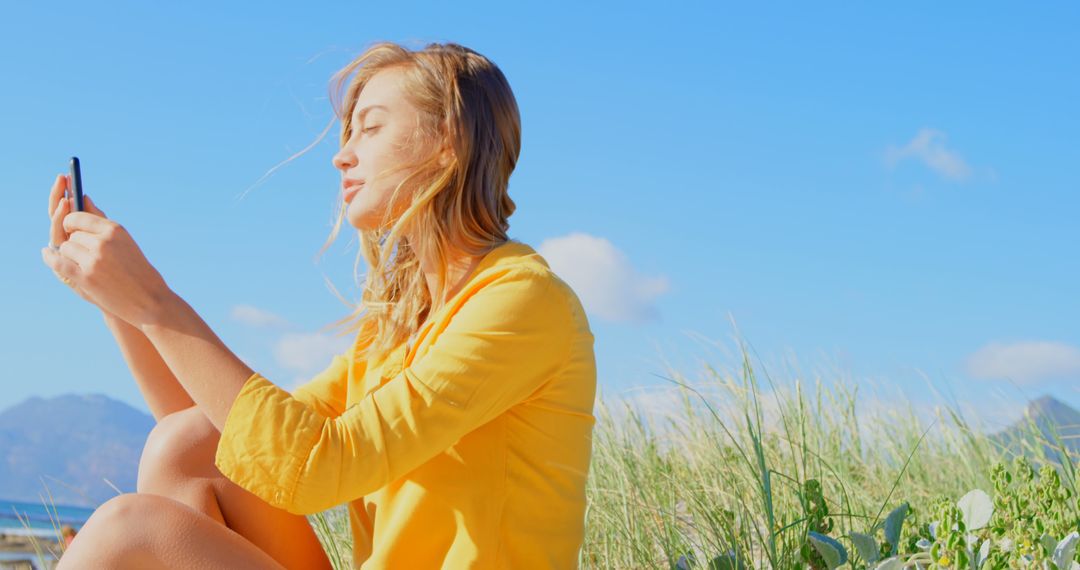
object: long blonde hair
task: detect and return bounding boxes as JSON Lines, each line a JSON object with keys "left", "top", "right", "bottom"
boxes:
{"left": 306, "top": 41, "right": 522, "bottom": 368}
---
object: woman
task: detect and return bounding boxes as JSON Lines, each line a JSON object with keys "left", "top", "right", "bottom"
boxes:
{"left": 41, "top": 41, "right": 597, "bottom": 569}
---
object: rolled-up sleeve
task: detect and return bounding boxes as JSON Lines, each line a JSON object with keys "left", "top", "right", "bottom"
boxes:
{"left": 290, "top": 353, "right": 350, "bottom": 419}
{"left": 213, "top": 269, "right": 573, "bottom": 516}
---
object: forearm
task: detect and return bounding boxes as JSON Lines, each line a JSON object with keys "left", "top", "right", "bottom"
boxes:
{"left": 138, "top": 290, "right": 255, "bottom": 433}
{"left": 103, "top": 311, "right": 195, "bottom": 422}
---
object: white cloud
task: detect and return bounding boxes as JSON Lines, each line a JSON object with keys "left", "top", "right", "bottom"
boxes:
{"left": 274, "top": 331, "right": 353, "bottom": 376}
{"left": 884, "top": 128, "right": 973, "bottom": 181}
{"left": 537, "top": 233, "right": 670, "bottom": 324}
{"left": 966, "top": 341, "right": 1080, "bottom": 385}
{"left": 230, "top": 304, "right": 290, "bottom": 328}
{"left": 285, "top": 373, "right": 325, "bottom": 392}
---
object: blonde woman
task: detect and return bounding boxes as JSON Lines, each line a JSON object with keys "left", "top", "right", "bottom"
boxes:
{"left": 42, "top": 41, "right": 597, "bottom": 569}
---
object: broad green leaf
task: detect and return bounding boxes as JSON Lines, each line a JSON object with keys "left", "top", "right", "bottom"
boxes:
{"left": 957, "top": 489, "right": 993, "bottom": 530}
{"left": 975, "top": 538, "right": 990, "bottom": 570}
{"left": 849, "top": 532, "right": 879, "bottom": 564}
{"left": 1054, "top": 532, "right": 1080, "bottom": 570}
{"left": 1043, "top": 534, "right": 1058, "bottom": 556}
{"left": 808, "top": 531, "right": 848, "bottom": 569}
{"left": 883, "top": 503, "right": 909, "bottom": 556}
{"left": 874, "top": 557, "right": 903, "bottom": 570}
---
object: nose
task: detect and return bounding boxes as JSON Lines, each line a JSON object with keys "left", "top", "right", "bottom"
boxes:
{"left": 332, "top": 146, "right": 355, "bottom": 171}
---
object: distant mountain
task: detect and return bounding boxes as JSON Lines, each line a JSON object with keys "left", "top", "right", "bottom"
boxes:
{"left": 990, "top": 395, "right": 1080, "bottom": 459}
{"left": 0, "top": 393, "right": 154, "bottom": 508}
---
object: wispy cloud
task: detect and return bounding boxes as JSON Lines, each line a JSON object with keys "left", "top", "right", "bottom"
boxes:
{"left": 229, "top": 303, "right": 354, "bottom": 390}
{"left": 884, "top": 128, "right": 973, "bottom": 181}
{"left": 230, "top": 304, "right": 290, "bottom": 328}
{"left": 966, "top": 341, "right": 1080, "bottom": 384}
{"left": 275, "top": 331, "right": 353, "bottom": 372}
{"left": 538, "top": 233, "right": 670, "bottom": 324}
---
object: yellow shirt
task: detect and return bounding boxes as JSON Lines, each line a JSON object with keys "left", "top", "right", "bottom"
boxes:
{"left": 214, "top": 240, "right": 597, "bottom": 569}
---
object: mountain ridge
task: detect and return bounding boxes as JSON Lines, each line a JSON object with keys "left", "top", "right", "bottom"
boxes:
{"left": 988, "top": 394, "right": 1080, "bottom": 458}
{"left": 0, "top": 392, "right": 154, "bottom": 508}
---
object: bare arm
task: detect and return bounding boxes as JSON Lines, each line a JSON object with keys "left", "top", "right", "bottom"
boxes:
{"left": 103, "top": 310, "right": 195, "bottom": 422}
{"left": 46, "top": 176, "right": 193, "bottom": 423}
{"left": 138, "top": 291, "right": 254, "bottom": 433}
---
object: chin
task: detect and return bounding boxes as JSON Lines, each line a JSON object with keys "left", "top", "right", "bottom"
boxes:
{"left": 348, "top": 214, "right": 389, "bottom": 233}
{"left": 346, "top": 215, "right": 370, "bottom": 231}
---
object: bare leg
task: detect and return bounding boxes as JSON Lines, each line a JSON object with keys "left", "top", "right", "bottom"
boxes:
{"left": 57, "top": 493, "right": 287, "bottom": 569}
{"left": 136, "top": 406, "right": 333, "bottom": 570}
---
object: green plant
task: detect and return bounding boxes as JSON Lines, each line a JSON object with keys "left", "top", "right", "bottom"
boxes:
{"left": 579, "top": 334, "right": 1080, "bottom": 568}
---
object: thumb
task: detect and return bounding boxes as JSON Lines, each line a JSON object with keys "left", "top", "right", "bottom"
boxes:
{"left": 84, "top": 194, "right": 108, "bottom": 218}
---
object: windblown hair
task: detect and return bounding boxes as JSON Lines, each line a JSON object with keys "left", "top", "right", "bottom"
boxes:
{"left": 313, "top": 41, "right": 522, "bottom": 368}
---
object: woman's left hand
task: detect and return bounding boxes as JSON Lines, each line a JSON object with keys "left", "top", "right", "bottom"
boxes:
{"left": 41, "top": 186, "right": 172, "bottom": 327}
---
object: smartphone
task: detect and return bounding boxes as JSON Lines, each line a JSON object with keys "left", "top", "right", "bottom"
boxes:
{"left": 68, "top": 156, "right": 84, "bottom": 212}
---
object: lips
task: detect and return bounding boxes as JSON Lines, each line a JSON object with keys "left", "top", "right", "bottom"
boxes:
{"left": 343, "top": 184, "right": 364, "bottom": 203}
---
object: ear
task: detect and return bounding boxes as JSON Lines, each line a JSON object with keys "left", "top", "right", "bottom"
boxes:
{"left": 437, "top": 145, "right": 454, "bottom": 168}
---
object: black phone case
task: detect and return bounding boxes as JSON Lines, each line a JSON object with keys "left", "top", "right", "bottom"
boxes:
{"left": 69, "top": 156, "right": 84, "bottom": 212}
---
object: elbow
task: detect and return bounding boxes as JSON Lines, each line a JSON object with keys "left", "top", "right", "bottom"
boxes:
{"left": 289, "top": 460, "right": 386, "bottom": 514}
{"left": 286, "top": 420, "right": 388, "bottom": 514}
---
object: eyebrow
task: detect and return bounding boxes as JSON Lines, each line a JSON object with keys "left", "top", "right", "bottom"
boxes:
{"left": 353, "top": 104, "right": 389, "bottom": 122}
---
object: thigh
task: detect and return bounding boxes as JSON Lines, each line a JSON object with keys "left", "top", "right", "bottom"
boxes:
{"left": 210, "top": 474, "right": 335, "bottom": 570}
{"left": 59, "top": 493, "right": 287, "bottom": 570}
{"left": 141, "top": 406, "right": 333, "bottom": 570}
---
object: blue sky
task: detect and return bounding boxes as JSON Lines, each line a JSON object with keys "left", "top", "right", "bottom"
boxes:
{"left": 3, "top": 2, "right": 1078, "bottom": 432}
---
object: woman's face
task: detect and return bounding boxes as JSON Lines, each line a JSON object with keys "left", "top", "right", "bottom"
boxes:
{"left": 333, "top": 68, "right": 436, "bottom": 231}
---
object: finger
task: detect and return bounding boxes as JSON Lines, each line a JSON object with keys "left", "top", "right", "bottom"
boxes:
{"left": 66, "top": 229, "right": 99, "bottom": 250}
{"left": 49, "top": 197, "right": 69, "bottom": 248}
{"left": 57, "top": 240, "right": 93, "bottom": 270}
{"left": 62, "top": 211, "right": 114, "bottom": 236}
{"left": 41, "top": 245, "right": 84, "bottom": 281}
{"left": 48, "top": 174, "right": 67, "bottom": 218}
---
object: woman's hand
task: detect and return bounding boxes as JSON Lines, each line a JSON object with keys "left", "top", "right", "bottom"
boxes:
{"left": 41, "top": 174, "right": 172, "bottom": 327}
{"left": 44, "top": 174, "right": 96, "bottom": 302}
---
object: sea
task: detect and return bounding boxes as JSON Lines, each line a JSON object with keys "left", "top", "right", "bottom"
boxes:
{"left": 0, "top": 498, "right": 95, "bottom": 537}
{"left": 0, "top": 499, "right": 95, "bottom": 569}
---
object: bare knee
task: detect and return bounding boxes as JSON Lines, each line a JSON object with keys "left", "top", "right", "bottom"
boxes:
{"left": 85, "top": 494, "right": 149, "bottom": 533}
{"left": 138, "top": 406, "right": 222, "bottom": 492}
{"left": 61, "top": 494, "right": 289, "bottom": 570}
{"left": 60, "top": 494, "right": 157, "bottom": 568}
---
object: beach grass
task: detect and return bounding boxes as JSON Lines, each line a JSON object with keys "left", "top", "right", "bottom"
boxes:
{"left": 572, "top": 340, "right": 1074, "bottom": 569}
{"left": 11, "top": 487, "right": 69, "bottom": 569}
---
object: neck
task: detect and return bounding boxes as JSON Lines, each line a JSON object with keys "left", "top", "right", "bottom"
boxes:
{"left": 413, "top": 242, "right": 484, "bottom": 315}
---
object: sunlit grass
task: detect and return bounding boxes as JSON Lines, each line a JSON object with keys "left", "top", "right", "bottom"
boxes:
{"left": 12, "top": 484, "right": 74, "bottom": 569}
{"left": 573, "top": 339, "right": 1073, "bottom": 569}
